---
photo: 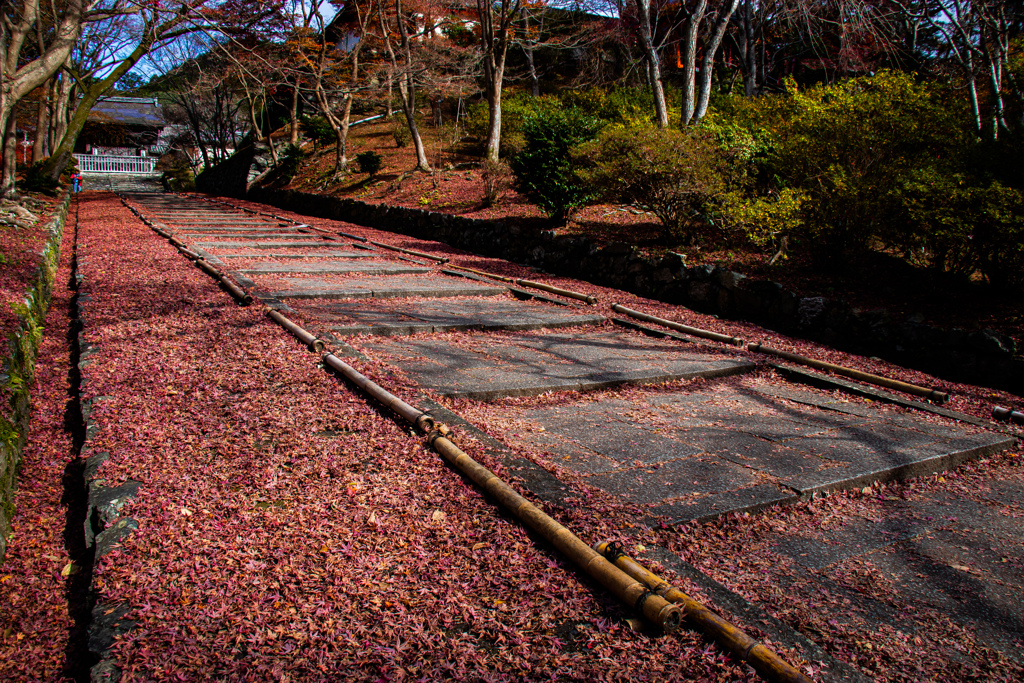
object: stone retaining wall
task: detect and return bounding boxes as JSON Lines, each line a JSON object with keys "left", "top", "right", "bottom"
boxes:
{"left": 246, "top": 187, "right": 1023, "bottom": 394}
{"left": 0, "top": 192, "right": 71, "bottom": 560}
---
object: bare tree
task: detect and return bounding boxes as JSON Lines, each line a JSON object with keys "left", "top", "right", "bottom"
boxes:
{"left": 1, "top": 0, "right": 95, "bottom": 196}
{"left": 378, "top": 0, "right": 430, "bottom": 171}
{"left": 41, "top": 2, "right": 213, "bottom": 181}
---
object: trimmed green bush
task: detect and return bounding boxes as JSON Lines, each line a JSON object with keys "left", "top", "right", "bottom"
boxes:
{"left": 277, "top": 144, "right": 305, "bottom": 181}
{"left": 355, "top": 151, "right": 383, "bottom": 175}
{"left": 510, "top": 107, "right": 604, "bottom": 222}
{"left": 300, "top": 114, "right": 337, "bottom": 151}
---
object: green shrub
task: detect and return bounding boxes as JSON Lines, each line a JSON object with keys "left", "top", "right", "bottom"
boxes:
{"left": 510, "top": 107, "right": 604, "bottom": 222}
{"left": 901, "top": 171, "right": 1024, "bottom": 289}
{"left": 560, "top": 87, "right": 658, "bottom": 126}
{"left": 277, "top": 144, "right": 305, "bottom": 181}
{"left": 442, "top": 20, "right": 475, "bottom": 47}
{"left": 355, "top": 150, "right": 383, "bottom": 175}
{"left": 300, "top": 114, "right": 337, "bottom": 151}
{"left": 392, "top": 120, "right": 410, "bottom": 148}
{"left": 466, "top": 93, "right": 560, "bottom": 158}
{"left": 576, "top": 125, "right": 734, "bottom": 244}
{"left": 722, "top": 71, "right": 970, "bottom": 263}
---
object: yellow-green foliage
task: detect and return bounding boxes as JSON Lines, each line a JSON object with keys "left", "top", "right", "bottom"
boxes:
{"left": 721, "top": 188, "right": 806, "bottom": 248}
{"left": 575, "top": 124, "right": 733, "bottom": 244}
{"left": 720, "top": 71, "right": 970, "bottom": 260}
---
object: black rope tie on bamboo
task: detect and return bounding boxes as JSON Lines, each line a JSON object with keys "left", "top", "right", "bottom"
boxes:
{"left": 426, "top": 423, "right": 454, "bottom": 446}
{"left": 603, "top": 541, "right": 627, "bottom": 564}
{"left": 634, "top": 590, "right": 655, "bottom": 614}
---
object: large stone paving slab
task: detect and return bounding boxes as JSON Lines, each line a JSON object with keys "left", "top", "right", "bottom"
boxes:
{"left": 175, "top": 227, "right": 303, "bottom": 233}
{"left": 213, "top": 251, "right": 373, "bottom": 259}
{"left": 196, "top": 240, "right": 338, "bottom": 249}
{"left": 509, "top": 383, "right": 1014, "bottom": 523}
{"left": 272, "top": 275, "right": 507, "bottom": 299}
{"left": 239, "top": 261, "right": 429, "bottom": 276}
{"left": 321, "top": 299, "right": 606, "bottom": 336}
{"left": 368, "top": 330, "right": 755, "bottom": 399}
{"left": 184, "top": 233, "right": 309, "bottom": 240}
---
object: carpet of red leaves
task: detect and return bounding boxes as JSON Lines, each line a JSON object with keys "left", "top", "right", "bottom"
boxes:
{"left": 0, "top": 217, "right": 74, "bottom": 679}
{"left": 0, "top": 193, "right": 60, "bottom": 346}
{"left": 66, "top": 193, "right": 772, "bottom": 679}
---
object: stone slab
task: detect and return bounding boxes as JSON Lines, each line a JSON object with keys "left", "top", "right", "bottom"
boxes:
{"left": 509, "top": 383, "right": 1013, "bottom": 523}
{"left": 271, "top": 275, "right": 507, "bottom": 300}
{"left": 239, "top": 262, "right": 429, "bottom": 276}
{"left": 368, "top": 331, "right": 755, "bottom": 399}
{"left": 175, "top": 227, "right": 300, "bottom": 233}
{"left": 183, "top": 233, "right": 308, "bottom": 240}
{"left": 195, "top": 240, "right": 338, "bottom": 249}
{"left": 214, "top": 252, "right": 371, "bottom": 259}
{"left": 322, "top": 299, "right": 606, "bottom": 336}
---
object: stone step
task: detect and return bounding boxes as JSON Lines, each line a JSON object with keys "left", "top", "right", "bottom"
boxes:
{"left": 271, "top": 275, "right": 507, "bottom": 300}
{"left": 367, "top": 330, "right": 755, "bottom": 399}
{"left": 320, "top": 299, "right": 606, "bottom": 336}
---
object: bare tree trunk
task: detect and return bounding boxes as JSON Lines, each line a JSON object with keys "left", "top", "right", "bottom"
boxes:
{"left": 289, "top": 82, "right": 300, "bottom": 144}
{"left": 738, "top": 0, "right": 758, "bottom": 97}
{"left": 634, "top": 0, "right": 668, "bottom": 128}
{"left": 394, "top": 0, "right": 430, "bottom": 171}
{"left": 478, "top": 0, "right": 518, "bottom": 161}
{"left": 48, "top": 70, "right": 72, "bottom": 153}
{"left": 521, "top": 8, "right": 539, "bottom": 97}
{"left": 245, "top": 92, "right": 279, "bottom": 166}
{"left": 32, "top": 79, "right": 50, "bottom": 162}
{"left": 335, "top": 94, "right": 353, "bottom": 172}
{"left": 679, "top": 0, "right": 709, "bottom": 126}
{"left": 1, "top": 116, "right": 18, "bottom": 198}
{"left": 694, "top": 0, "right": 740, "bottom": 121}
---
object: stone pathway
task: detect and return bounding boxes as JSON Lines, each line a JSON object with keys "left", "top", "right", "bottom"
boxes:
{"left": 117, "top": 193, "right": 1023, "bottom": 676}
{"left": 129, "top": 193, "right": 1014, "bottom": 521}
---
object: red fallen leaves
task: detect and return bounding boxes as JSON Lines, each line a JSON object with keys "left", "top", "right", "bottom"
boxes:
{"left": 0, "top": 194, "right": 59, "bottom": 349}
{"left": 0, "top": 217, "right": 73, "bottom": 680}
{"left": 67, "top": 195, "right": 766, "bottom": 680}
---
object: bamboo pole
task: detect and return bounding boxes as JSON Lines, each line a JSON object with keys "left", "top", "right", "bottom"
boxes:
{"left": 448, "top": 266, "right": 597, "bottom": 304}
{"left": 266, "top": 309, "right": 325, "bottom": 352}
{"left": 595, "top": 542, "right": 811, "bottom": 683}
{"left": 611, "top": 304, "right": 745, "bottom": 346}
{"left": 516, "top": 279, "right": 598, "bottom": 305}
{"left": 747, "top": 343, "right": 949, "bottom": 403}
{"left": 320, "top": 352, "right": 435, "bottom": 433}
{"left": 429, "top": 434, "right": 681, "bottom": 632}
{"left": 369, "top": 240, "right": 448, "bottom": 263}
{"left": 447, "top": 264, "right": 514, "bottom": 283}
{"left": 993, "top": 406, "right": 1024, "bottom": 425}
{"left": 193, "top": 259, "right": 252, "bottom": 305}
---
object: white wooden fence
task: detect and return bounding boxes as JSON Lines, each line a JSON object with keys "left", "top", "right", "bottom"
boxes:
{"left": 73, "top": 154, "right": 157, "bottom": 174}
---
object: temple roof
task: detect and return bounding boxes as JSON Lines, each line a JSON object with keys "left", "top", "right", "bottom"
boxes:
{"left": 87, "top": 96, "right": 165, "bottom": 127}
